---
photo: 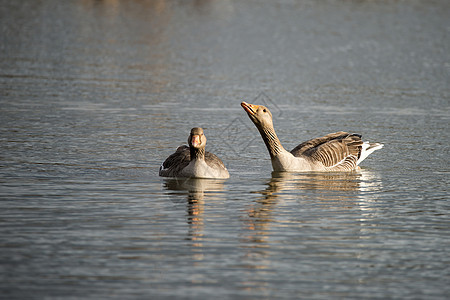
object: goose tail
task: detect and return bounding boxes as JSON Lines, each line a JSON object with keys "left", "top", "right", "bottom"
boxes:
{"left": 357, "top": 142, "right": 384, "bottom": 165}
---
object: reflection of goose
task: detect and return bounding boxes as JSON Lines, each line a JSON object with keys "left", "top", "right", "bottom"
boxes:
{"left": 269, "top": 171, "right": 362, "bottom": 192}
{"left": 249, "top": 171, "right": 379, "bottom": 225}
{"left": 163, "top": 178, "right": 226, "bottom": 244}
{"left": 162, "top": 177, "right": 226, "bottom": 208}
{"left": 241, "top": 102, "right": 383, "bottom": 172}
{"left": 159, "top": 127, "right": 229, "bottom": 179}
{"left": 163, "top": 177, "right": 226, "bottom": 195}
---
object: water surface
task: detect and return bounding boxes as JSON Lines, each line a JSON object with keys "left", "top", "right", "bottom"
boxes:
{"left": 1, "top": 0, "right": 449, "bottom": 299}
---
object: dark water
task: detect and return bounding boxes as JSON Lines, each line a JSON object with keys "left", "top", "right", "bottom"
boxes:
{"left": 1, "top": 0, "right": 449, "bottom": 299}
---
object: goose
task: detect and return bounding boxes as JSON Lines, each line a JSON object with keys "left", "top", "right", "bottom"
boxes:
{"left": 159, "top": 127, "right": 230, "bottom": 179}
{"left": 241, "top": 101, "right": 383, "bottom": 172}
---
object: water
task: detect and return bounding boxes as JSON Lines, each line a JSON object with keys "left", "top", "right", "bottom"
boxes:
{"left": 1, "top": 0, "right": 449, "bottom": 299}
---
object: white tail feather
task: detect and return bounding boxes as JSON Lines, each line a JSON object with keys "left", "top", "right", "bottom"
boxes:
{"left": 357, "top": 142, "right": 384, "bottom": 165}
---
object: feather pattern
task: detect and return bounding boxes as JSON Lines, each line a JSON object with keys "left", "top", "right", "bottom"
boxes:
{"left": 293, "top": 132, "right": 364, "bottom": 171}
{"left": 159, "top": 145, "right": 190, "bottom": 177}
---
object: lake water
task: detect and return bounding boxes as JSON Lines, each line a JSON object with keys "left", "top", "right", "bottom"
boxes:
{"left": 1, "top": 0, "right": 449, "bottom": 299}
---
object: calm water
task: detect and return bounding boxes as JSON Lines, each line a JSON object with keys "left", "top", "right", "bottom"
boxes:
{"left": 1, "top": 0, "right": 449, "bottom": 299}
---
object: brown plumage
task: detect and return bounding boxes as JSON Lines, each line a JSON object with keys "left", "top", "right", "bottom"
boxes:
{"left": 290, "top": 132, "right": 364, "bottom": 171}
{"left": 159, "top": 127, "right": 229, "bottom": 179}
{"left": 241, "top": 102, "right": 383, "bottom": 172}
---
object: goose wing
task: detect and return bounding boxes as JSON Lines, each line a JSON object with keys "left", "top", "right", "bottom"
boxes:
{"left": 205, "top": 151, "right": 227, "bottom": 170}
{"left": 159, "top": 145, "right": 190, "bottom": 177}
{"left": 290, "top": 132, "right": 363, "bottom": 171}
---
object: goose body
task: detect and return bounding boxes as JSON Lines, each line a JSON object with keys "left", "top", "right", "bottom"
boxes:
{"left": 159, "top": 127, "right": 229, "bottom": 179}
{"left": 241, "top": 102, "right": 383, "bottom": 172}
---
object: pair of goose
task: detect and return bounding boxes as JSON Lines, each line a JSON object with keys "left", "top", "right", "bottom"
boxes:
{"left": 159, "top": 102, "right": 383, "bottom": 179}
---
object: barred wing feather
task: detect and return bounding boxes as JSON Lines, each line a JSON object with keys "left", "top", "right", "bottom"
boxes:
{"left": 291, "top": 132, "right": 363, "bottom": 171}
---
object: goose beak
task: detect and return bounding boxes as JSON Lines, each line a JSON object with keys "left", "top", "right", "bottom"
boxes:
{"left": 241, "top": 102, "right": 259, "bottom": 115}
{"left": 191, "top": 135, "right": 201, "bottom": 147}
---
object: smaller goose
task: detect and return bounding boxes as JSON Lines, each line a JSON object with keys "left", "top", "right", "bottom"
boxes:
{"left": 241, "top": 102, "right": 383, "bottom": 172}
{"left": 159, "top": 127, "right": 230, "bottom": 179}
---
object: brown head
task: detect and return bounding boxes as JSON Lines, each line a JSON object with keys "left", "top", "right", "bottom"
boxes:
{"left": 188, "top": 127, "right": 206, "bottom": 149}
{"left": 241, "top": 101, "right": 284, "bottom": 158}
{"left": 241, "top": 101, "right": 274, "bottom": 130}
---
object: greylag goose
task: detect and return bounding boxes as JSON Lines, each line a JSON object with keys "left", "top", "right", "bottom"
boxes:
{"left": 159, "top": 127, "right": 230, "bottom": 179}
{"left": 241, "top": 102, "right": 383, "bottom": 172}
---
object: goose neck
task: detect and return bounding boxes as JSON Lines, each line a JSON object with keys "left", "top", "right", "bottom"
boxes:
{"left": 190, "top": 147, "right": 205, "bottom": 161}
{"left": 258, "top": 125, "right": 285, "bottom": 158}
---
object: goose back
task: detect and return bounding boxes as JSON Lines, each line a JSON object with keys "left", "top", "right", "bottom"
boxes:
{"left": 290, "top": 132, "right": 364, "bottom": 171}
{"left": 159, "top": 145, "right": 190, "bottom": 177}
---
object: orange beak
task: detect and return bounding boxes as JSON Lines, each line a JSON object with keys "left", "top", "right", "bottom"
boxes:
{"left": 241, "top": 101, "right": 259, "bottom": 115}
{"left": 191, "top": 135, "right": 201, "bottom": 147}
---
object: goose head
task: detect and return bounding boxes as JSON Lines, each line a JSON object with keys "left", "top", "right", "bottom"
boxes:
{"left": 241, "top": 101, "right": 274, "bottom": 129}
{"left": 188, "top": 127, "right": 206, "bottom": 149}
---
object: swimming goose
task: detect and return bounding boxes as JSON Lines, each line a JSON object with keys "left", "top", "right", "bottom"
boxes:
{"left": 159, "top": 127, "right": 230, "bottom": 179}
{"left": 241, "top": 102, "right": 383, "bottom": 172}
